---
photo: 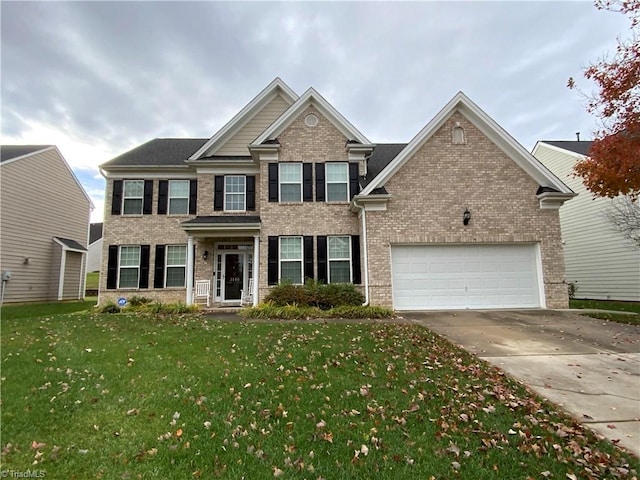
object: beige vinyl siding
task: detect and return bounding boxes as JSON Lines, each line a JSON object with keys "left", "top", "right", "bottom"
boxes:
{"left": 535, "top": 144, "right": 640, "bottom": 301}
{"left": 0, "top": 149, "right": 91, "bottom": 303}
{"left": 62, "top": 251, "right": 83, "bottom": 299}
{"left": 216, "top": 94, "right": 291, "bottom": 156}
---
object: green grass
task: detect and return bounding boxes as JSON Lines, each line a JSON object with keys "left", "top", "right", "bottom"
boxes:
{"left": 0, "top": 299, "right": 96, "bottom": 321}
{"left": 85, "top": 272, "right": 100, "bottom": 290}
{"left": 1, "top": 311, "right": 637, "bottom": 479}
{"left": 570, "top": 299, "right": 640, "bottom": 325}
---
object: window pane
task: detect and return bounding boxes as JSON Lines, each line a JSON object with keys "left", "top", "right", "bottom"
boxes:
{"left": 280, "top": 237, "right": 302, "bottom": 259}
{"left": 119, "top": 268, "right": 139, "bottom": 288}
{"left": 281, "top": 262, "right": 302, "bottom": 284}
{"left": 328, "top": 236, "right": 350, "bottom": 259}
{"left": 169, "top": 180, "right": 189, "bottom": 197}
{"left": 169, "top": 198, "right": 188, "bottom": 214}
{"left": 280, "top": 184, "right": 301, "bottom": 202}
{"left": 329, "top": 261, "right": 351, "bottom": 283}
{"left": 225, "top": 176, "right": 245, "bottom": 193}
{"left": 166, "top": 267, "right": 186, "bottom": 287}
{"left": 225, "top": 193, "right": 245, "bottom": 211}
{"left": 123, "top": 198, "right": 143, "bottom": 214}
{"left": 326, "top": 163, "right": 348, "bottom": 182}
{"left": 124, "top": 180, "right": 144, "bottom": 197}
{"left": 167, "top": 245, "right": 186, "bottom": 266}
{"left": 327, "top": 184, "right": 348, "bottom": 202}
{"left": 279, "top": 164, "right": 301, "bottom": 182}
{"left": 120, "top": 246, "right": 140, "bottom": 266}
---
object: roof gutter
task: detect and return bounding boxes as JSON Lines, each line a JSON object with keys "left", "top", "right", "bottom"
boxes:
{"left": 351, "top": 198, "right": 370, "bottom": 307}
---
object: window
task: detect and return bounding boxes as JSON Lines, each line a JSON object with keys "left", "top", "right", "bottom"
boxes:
{"left": 165, "top": 245, "right": 187, "bottom": 287}
{"left": 123, "top": 180, "right": 144, "bottom": 214}
{"left": 328, "top": 236, "right": 351, "bottom": 283}
{"left": 279, "top": 163, "right": 302, "bottom": 202}
{"left": 168, "top": 180, "right": 190, "bottom": 214}
{"left": 326, "top": 163, "right": 349, "bottom": 202}
{"left": 119, "top": 246, "right": 141, "bottom": 288}
{"left": 224, "top": 176, "right": 246, "bottom": 211}
{"left": 279, "top": 237, "right": 303, "bottom": 284}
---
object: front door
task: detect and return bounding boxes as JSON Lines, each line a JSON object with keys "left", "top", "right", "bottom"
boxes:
{"left": 223, "top": 253, "right": 243, "bottom": 301}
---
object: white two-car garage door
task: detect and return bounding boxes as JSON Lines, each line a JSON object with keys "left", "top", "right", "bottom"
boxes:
{"left": 391, "top": 244, "right": 541, "bottom": 310}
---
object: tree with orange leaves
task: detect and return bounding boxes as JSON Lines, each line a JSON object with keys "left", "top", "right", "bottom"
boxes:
{"left": 569, "top": 0, "right": 640, "bottom": 200}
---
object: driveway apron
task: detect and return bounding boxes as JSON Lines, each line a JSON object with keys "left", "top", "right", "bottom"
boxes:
{"left": 403, "top": 310, "right": 640, "bottom": 457}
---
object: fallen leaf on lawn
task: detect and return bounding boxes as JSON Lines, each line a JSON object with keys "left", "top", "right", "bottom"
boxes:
{"left": 360, "top": 444, "right": 369, "bottom": 456}
{"left": 175, "top": 429, "right": 183, "bottom": 438}
{"left": 273, "top": 467, "right": 283, "bottom": 477}
{"left": 126, "top": 408, "right": 139, "bottom": 416}
{"left": 566, "top": 474, "right": 578, "bottom": 480}
{"left": 322, "top": 432, "right": 333, "bottom": 443}
{"left": 31, "top": 441, "right": 46, "bottom": 450}
{"left": 452, "top": 461, "right": 461, "bottom": 470}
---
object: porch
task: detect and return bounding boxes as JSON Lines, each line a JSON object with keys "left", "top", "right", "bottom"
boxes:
{"left": 182, "top": 216, "right": 261, "bottom": 308}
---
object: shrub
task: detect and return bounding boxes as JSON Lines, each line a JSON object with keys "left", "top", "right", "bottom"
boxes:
{"left": 265, "top": 280, "right": 364, "bottom": 309}
{"left": 128, "top": 295, "right": 152, "bottom": 307}
{"left": 240, "top": 302, "right": 394, "bottom": 320}
{"left": 329, "top": 305, "right": 394, "bottom": 319}
{"left": 97, "top": 302, "right": 120, "bottom": 314}
{"left": 568, "top": 282, "right": 578, "bottom": 300}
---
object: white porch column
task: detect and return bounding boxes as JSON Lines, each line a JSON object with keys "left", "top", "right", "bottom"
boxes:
{"left": 186, "top": 236, "right": 194, "bottom": 305}
{"left": 252, "top": 235, "right": 260, "bottom": 306}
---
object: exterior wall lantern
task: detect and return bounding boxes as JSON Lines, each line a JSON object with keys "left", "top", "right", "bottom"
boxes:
{"left": 202, "top": 250, "right": 209, "bottom": 261}
{"left": 463, "top": 209, "right": 471, "bottom": 226}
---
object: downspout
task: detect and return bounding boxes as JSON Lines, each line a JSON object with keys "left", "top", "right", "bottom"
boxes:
{"left": 353, "top": 199, "right": 370, "bottom": 307}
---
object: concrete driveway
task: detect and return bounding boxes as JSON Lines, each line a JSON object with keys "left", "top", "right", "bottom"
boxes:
{"left": 402, "top": 309, "right": 640, "bottom": 457}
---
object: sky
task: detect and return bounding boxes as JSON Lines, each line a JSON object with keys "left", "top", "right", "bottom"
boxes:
{"left": 1, "top": 1, "right": 632, "bottom": 223}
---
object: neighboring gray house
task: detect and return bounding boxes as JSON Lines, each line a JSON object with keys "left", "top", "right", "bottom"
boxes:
{"left": 86, "top": 223, "right": 103, "bottom": 272}
{"left": 0, "top": 145, "right": 94, "bottom": 303}
{"left": 98, "top": 78, "right": 575, "bottom": 310}
{"left": 533, "top": 141, "right": 640, "bottom": 301}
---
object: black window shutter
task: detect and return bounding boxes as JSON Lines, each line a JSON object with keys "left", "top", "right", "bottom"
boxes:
{"left": 303, "top": 164, "right": 313, "bottom": 202}
{"left": 158, "top": 180, "right": 168, "bottom": 215}
{"left": 317, "top": 236, "right": 327, "bottom": 283}
{"left": 268, "top": 236, "right": 278, "bottom": 285}
{"left": 315, "top": 163, "right": 325, "bottom": 202}
{"left": 111, "top": 180, "right": 123, "bottom": 215}
{"left": 139, "top": 245, "right": 150, "bottom": 288}
{"left": 214, "top": 176, "right": 224, "bottom": 211}
{"left": 189, "top": 180, "right": 198, "bottom": 215}
{"left": 143, "top": 180, "right": 153, "bottom": 214}
{"left": 154, "top": 245, "right": 166, "bottom": 288}
{"left": 349, "top": 163, "right": 360, "bottom": 199}
{"left": 268, "top": 164, "right": 278, "bottom": 202}
{"left": 351, "top": 235, "right": 361, "bottom": 284}
{"left": 106, "top": 245, "right": 119, "bottom": 289}
{"left": 246, "top": 176, "right": 256, "bottom": 211}
{"left": 304, "top": 236, "right": 314, "bottom": 281}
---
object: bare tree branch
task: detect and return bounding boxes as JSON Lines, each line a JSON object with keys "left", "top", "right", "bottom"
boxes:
{"left": 606, "top": 196, "right": 640, "bottom": 247}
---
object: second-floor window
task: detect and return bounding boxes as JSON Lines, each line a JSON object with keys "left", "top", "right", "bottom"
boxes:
{"left": 279, "top": 164, "right": 302, "bottom": 202}
{"left": 169, "top": 180, "right": 190, "bottom": 214}
{"left": 326, "top": 163, "right": 349, "bottom": 202}
{"left": 225, "top": 176, "right": 246, "bottom": 211}
{"left": 123, "top": 180, "right": 144, "bottom": 214}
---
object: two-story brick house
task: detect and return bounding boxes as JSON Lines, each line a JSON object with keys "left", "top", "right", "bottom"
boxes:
{"left": 99, "top": 78, "right": 575, "bottom": 310}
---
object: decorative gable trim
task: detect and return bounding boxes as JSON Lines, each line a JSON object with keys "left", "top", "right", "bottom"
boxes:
{"left": 188, "top": 78, "right": 298, "bottom": 160}
{"left": 360, "top": 92, "right": 575, "bottom": 199}
{"left": 251, "top": 88, "right": 372, "bottom": 147}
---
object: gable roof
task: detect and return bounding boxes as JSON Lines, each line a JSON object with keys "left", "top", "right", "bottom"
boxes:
{"left": 54, "top": 237, "right": 87, "bottom": 252}
{"left": 102, "top": 139, "right": 207, "bottom": 168}
{"left": 189, "top": 78, "right": 298, "bottom": 160}
{"left": 361, "top": 92, "right": 574, "bottom": 196}
{"left": 536, "top": 140, "right": 593, "bottom": 156}
{"left": 1, "top": 145, "right": 53, "bottom": 163}
{"left": 89, "top": 223, "right": 103, "bottom": 244}
{"left": 363, "top": 143, "right": 407, "bottom": 187}
{"left": 252, "top": 87, "right": 372, "bottom": 146}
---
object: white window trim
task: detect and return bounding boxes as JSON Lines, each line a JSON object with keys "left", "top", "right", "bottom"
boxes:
{"left": 168, "top": 180, "right": 190, "bottom": 215}
{"left": 165, "top": 244, "right": 187, "bottom": 288}
{"left": 328, "top": 236, "right": 352, "bottom": 284}
{"left": 118, "top": 245, "right": 141, "bottom": 289}
{"left": 325, "top": 162, "right": 349, "bottom": 202}
{"left": 279, "top": 236, "right": 303, "bottom": 284}
{"left": 123, "top": 180, "right": 144, "bottom": 215}
{"left": 224, "top": 175, "right": 246, "bottom": 212}
{"left": 279, "top": 163, "right": 303, "bottom": 203}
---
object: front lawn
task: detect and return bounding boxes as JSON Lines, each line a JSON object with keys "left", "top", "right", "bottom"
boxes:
{"left": 570, "top": 299, "right": 640, "bottom": 325}
{"left": 1, "top": 311, "right": 637, "bottom": 479}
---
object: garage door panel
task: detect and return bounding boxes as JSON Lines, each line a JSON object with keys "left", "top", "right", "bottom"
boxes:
{"left": 391, "top": 245, "right": 540, "bottom": 310}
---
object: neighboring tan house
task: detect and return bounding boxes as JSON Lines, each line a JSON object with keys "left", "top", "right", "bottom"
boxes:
{"left": 0, "top": 145, "right": 94, "bottom": 303}
{"left": 99, "top": 78, "right": 575, "bottom": 310}
{"left": 533, "top": 141, "right": 640, "bottom": 301}
{"left": 86, "top": 223, "right": 103, "bottom": 272}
